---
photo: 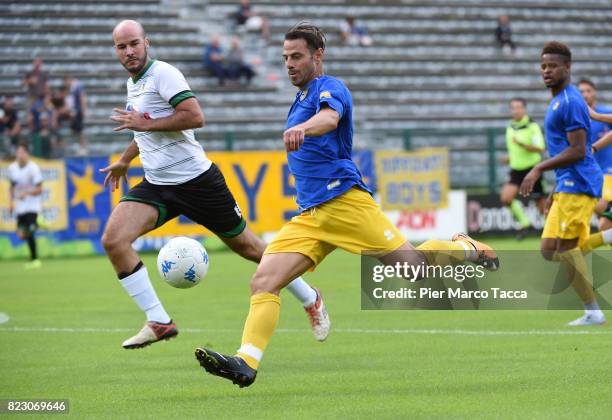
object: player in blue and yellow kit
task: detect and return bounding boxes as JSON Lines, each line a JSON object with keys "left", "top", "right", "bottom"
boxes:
{"left": 578, "top": 78, "right": 612, "bottom": 232}
{"left": 520, "top": 42, "right": 607, "bottom": 326}
{"left": 194, "top": 23, "right": 500, "bottom": 387}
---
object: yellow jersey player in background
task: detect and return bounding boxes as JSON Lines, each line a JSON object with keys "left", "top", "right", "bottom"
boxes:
{"left": 578, "top": 78, "right": 612, "bottom": 233}
{"left": 194, "top": 23, "right": 500, "bottom": 388}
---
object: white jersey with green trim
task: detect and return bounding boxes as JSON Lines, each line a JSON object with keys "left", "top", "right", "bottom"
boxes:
{"left": 125, "top": 59, "right": 211, "bottom": 185}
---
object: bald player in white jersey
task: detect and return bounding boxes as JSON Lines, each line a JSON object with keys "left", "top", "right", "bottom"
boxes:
{"left": 101, "top": 20, "right": 330, "bottom": 349}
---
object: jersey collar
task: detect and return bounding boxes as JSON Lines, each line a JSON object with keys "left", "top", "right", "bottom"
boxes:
{"left": 511, "top": 115, "right": 530, "bottom": 129}
{"left": 131, "top": 59, "right": 156, "bottom": 83}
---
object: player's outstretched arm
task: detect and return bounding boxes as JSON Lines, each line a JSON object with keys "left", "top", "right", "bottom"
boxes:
{"left": 589, "top": 108, "right": 612, "bottom": 124}
{"left": 592, "top": 130, "right": 612, "bottom": 154}
{"left": 513, "top": 136, "right": 545, "bottom": 153}
{"left": 283, "top": 107, "right": 340, "bottom": 152}
{"left": 111, "top": 97, "right": 204, "bottom": 132}
{"left": 520, "top": 129, "right": 587, "bottom": 196}
{"left": 100, "top": 139, "right": 139, "bottom": 191}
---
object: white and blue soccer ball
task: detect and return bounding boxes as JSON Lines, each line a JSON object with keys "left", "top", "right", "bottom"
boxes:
{"left": 157, "top": 237, "right": 209, "bottom": 289}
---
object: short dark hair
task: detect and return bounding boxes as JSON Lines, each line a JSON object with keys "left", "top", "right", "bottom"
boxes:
{"left": 577, "top": 77, "right": 596, "bottom": 89}
{"left": 16, "top": 141, "right": 30, "bottom": 153}
{"left": 285, "top": 22, "right": 326, "bottom": 53}
{"left": 510, "top": 97, "right": 527, "bottom": 107}
{"left": 541, "top": 41, "right": 571, "bottom": 62}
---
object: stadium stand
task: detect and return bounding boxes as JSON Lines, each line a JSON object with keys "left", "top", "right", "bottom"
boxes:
{"left": 2, "top": 0, "right": 612, "bottom": 186}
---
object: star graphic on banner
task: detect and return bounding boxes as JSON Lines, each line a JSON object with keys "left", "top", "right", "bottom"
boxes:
{"left": 70, "top": 165, "right": 105, "bottom": 214}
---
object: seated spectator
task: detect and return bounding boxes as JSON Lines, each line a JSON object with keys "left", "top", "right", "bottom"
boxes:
{"left": 28, "top": 94, "right": 54, "bottom": 134}
{"left": 495, "top": 15, "right": 516, "bottom": 54}
{"left": 64, "top": 76, "right": 87, "bottom": 156}
{"left": 51, "top": 87, "right": 71, "bottom": 128}
{"left": 226, "top": 37, "right": 255, "bottom": 85}
{"left": 234, "top": 0, "right": 270, "bottom": 41}
{"left": 340, "top": 16, "right": 373, "bottom": 47}
{"left": 0, "top": 96, "right": 22, "bottom": 157}
{"left": 31, "top": 113, "right": 53, "bottom": 159}
{"left": 203, "top": 35, "right": 229, "bottom": 86}
{"left": 29, "top": 94, "right": 58, "bottom": 158}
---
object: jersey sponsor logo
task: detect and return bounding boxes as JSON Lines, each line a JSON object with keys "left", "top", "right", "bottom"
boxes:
{"left": 319, "top": 91, "right": 332, "bottom": 99}
{"left": 326, "top": 179, "right": 341, "bottom": 190}
{"left": 234, "top": 203, "right": 242, "bottom": 218}
{"left": 563, "top": 180, "right": 575, "bottom": 187}
{"left": 184, "top": 264, "right": 197, "bottom": 282}
{"left": 383, "top": 229, "right": 395, "bottom": 241}
{"left": 553, "top": 101, "right": 560, "bottom": 111}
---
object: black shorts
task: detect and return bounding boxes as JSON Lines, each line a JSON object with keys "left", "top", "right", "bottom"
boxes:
{"left": 120, "top": 163, "right": 246, "bottom": 238}
{"left": 17, "top": 212, "right": 38, "bottom": 234}
{"left": 506, "top": 167, "right": 544, "bottom": 194}
{"left": 70, "top": 112, "right": 84, "bottom": 133}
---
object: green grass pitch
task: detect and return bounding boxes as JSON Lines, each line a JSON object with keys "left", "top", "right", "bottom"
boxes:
{"left": 1, "top": 237, "right": 611, "bottom": 418}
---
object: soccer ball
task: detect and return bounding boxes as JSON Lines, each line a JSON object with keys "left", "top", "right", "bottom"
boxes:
{"left": 157, "top": 237, "right": 209, "bottom": 289}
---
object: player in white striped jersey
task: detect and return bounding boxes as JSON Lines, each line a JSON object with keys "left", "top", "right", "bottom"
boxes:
{"left": 8, "top": 142, "right": 43, "bottom": 270}
{"left": 101, "top": 20, "right": 330, "bottom": 349}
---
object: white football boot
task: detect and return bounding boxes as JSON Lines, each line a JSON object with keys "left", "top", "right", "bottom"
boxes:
{"left": 567, "top": 312, "right": 607, "bottom": 327}
{"left": 122, "top": 320, "right": 178, "bottom": 349}
{"left": 304, "top": 288, "right": 330, "bottom": 342}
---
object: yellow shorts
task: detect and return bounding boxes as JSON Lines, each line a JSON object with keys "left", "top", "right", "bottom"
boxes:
{"left": 264, "top": 187, "right": 406, "bottom": 267}
{"left": 542, "top": 192, "right": 597, "bottom": 247}
{"left": 602, "top": 174, "right": 612, "bottom": 202}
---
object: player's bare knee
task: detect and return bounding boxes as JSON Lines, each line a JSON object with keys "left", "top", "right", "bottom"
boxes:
{"left": 250, "top": 271, "right": 277, "bottom": 294}
{"left": 540, "top": 249, "right": 555, "bottom": 261}
{"left": 101, "top": 230, "right": 124, "bottom": 253}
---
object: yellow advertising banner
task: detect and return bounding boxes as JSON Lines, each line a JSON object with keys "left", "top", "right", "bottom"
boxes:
{"left": 375, "top": 148, "right": 449, "bottom": 211}
{"left": 0, "top": 158, "right": 68, "bottom": 232}
{"left": 110, "top": 151, "right": 299, "bottom": 236}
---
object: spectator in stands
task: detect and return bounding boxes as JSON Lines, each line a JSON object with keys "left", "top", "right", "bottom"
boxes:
{"left": 203, "top": 34, "right": 229, "bottom": 86}
{"left": 64, "top": 75, "right": 88, "bottom": 155}
{"left": 0, "top": 96, "right": 22, "bottom": 157}
{"left": 234, "top": 0, "right": 270, "bottom": 41}
{"left": 28, "top": 94, "right": 54, "bottom": 134}
{"left": 495, "top": 15, "right": 516, "bottom": 54}
{"left": 51, "top": 86, "right": 71, "bottom": 129}
{"left": 31, "top": 113, "right": 52, "bottom": 159}
{"left": 226, "top": 37, "right": 255, "bottom": 85}
{"left": 29, "top": 94, "right": 56, "bottom": 158}
{"left": 23, "top": 58, "right": 49, "bottom": 112}
{"left": 340, "top": 16, "right": 372, "bottom": 47}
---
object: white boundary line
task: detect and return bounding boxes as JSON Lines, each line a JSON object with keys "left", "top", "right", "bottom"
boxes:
{"left": 0, "top": 313, "right": 9, "bottom": 324}
{"left": 0, "top": 326, "right": 610, "bottom": 336}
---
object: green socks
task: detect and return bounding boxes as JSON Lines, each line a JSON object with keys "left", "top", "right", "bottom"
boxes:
{"left": 510, "top": 199, "right": 530, "bottom": 228}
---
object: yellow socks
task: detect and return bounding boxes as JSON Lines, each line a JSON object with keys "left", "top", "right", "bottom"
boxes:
{"left": 583, "top": 232, "right": 604, "bottom": 253}
{"left": 236, "top": 292, "right": 281, "bottom": 369}
{"left": 559, "top": 248, "right": 595, "bottom": 305}
{"left": 416, "top": 240, "right": 467, "bottom": 266}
